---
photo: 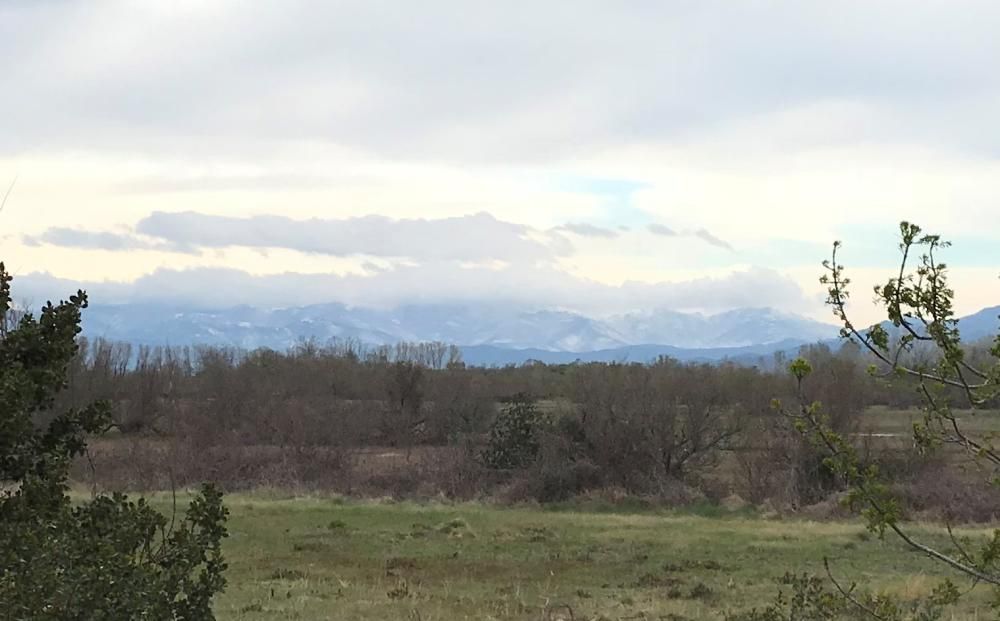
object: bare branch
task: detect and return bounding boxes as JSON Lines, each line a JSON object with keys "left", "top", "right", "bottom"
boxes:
{"left": 824, "top": 557, "right": 888, "bottom": 620}
{"left": 0, "top": 176, "right": 16, "bottom": 214}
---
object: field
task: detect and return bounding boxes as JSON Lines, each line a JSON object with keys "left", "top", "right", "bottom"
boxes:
{"left": 860, "top": 406, "right": 1000, "bottom": 436}
{"left": 142, "top": 492, "right": 997, "bottom": 620}
{"left": 72, "top": 405, "right": 1000, "bottom": 618}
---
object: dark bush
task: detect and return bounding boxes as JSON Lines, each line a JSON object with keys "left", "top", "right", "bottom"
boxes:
{"left": 0, "top": 263, "right": 228, "bottom": 619}
{"left": 480, "top": 394, "right": 548, "bottom": 470}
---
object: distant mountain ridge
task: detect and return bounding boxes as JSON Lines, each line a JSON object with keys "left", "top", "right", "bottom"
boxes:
{"left": 81, "top": 302, "right": 835, "bottom": 352}
{"left": 459, "top": 339, "right": 812, "bottom": 366}
{"left": 79, "top": 302, "right": 998, "bottom": 366}
{"left": 951, "top": 305, "right": 1000, "bottom": 342}
{"left": 603, "top": 307, "right": 834, "bottom": 348}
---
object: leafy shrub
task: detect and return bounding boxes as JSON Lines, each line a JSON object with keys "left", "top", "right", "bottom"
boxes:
{"left": 480, "top": 394, "right": 548, "bottom": 470}
{"left": 0, "top": 263, "right": 228, "bottom": 619}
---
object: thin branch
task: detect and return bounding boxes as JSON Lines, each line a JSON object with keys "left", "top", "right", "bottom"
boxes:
{"left": 85, "top": 446, "right": 98, "bottom": 499}
{"left": 167, "top": 466, "right": 178, "bottom": 540}
{"left": 0, "top": 176, "right": 16, "bottom": 214}
{"left": 825, "top": 247, "right": 989, "bottom": 391}
{"left": 789, "top": 399, "right": 1000, "bottom": 587}
{"left": 919, "top": 382, "right": 1000, "bottom": 467}
{"left": 883, "top": 519, "right": 1000, "bottom": 586}
{"left": 945, "top": 522, "right": 980, "bottom": 579}
{"left": 958, "top": 359, "right": 989, "bottom": 381}
{"left": 824, "top": 557, "right": 887, "bottom": 621}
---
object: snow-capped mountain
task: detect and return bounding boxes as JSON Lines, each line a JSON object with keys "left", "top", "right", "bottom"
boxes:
{"left": 80, "top": 302, "right": 839, "bottom": 354}
{"left": 605, "top": 307, "right": 835, "bottom": 349}
{"left": 79, "top": 302, "right": 999, "bottom": 365}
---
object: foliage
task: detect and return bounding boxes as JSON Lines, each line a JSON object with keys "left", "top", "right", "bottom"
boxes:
{"left": 725, "top": 573, "right": 847, "bottom": 620}
{"left": 0, "top": 262, "right": 229, "bottom": 619}
{"left": 480, "top": 394, "right": 548, "bottom": 470}
{"left": 727, "top": 568, "right": 960, "bottom": 621}
{"left": 768, "top": 222, "right": 1000, "bottom": 618}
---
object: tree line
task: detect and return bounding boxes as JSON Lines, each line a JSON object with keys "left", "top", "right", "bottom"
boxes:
{"left": 54, "top": 330, "right": 994, "bottom": 518}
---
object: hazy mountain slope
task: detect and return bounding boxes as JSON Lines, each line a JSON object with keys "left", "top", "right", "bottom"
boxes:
{"left": 460, "top": 339, "right": 809, "bottom": 366}
{"left": 81, "top": 302, "right": 837, "bottom": 353}
{"left": 605, "top": 307, "right": 835, "bottom": 348}
{"left": 858, "top": 306, "right": 1000, "bottom": 346}
{"left": 79, "top": 301, "right": 997, "bottom": 366}
{"left": 956, "top": 306, "right": 1000, "bottom": 342}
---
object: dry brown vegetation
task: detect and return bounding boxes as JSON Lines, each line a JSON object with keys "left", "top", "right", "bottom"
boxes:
{"left": 65, "top": 337, "right": 1000, "bottom": 522}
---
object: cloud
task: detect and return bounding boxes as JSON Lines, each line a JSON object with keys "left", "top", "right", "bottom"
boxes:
{"left": 552, "top": 223, "right": 620, "bottom": 239}
{"left": 645, "top": 223, "right": 732, "bottom": 250}
{"left": 360, "top": 261, "right": 388, "bottom": 274}
{"left": 22, "top": 228, "right": 198, "bottom": 254}
{"left": 693, "top": 228, "right": 734, "bottom": 251}
{"left": 113, "top": 172, "right": 359, "bottom": 194}
{"left": 647, "top": 224, "right": 677, "bottom": 237}
{"left": 27, "top": 211, "right": 569, "bottom": 263}
{"left": 24, "top": 228, "right": 151, "bottom": 251}
{"left": 10, "top": 263, "right": 810, "bottom": 316}
{"left": 3, "top": 1, "right": 998, "bottom": 328}
{"left": 1, "top": 2, "right": 998, "bottom": 161}
{"left": 28, "top": 210, "right": 741, "bottom": 264}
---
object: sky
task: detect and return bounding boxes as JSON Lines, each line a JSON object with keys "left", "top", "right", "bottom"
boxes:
{"left": 1, "top": 1, "right": 999, "bottom": 326}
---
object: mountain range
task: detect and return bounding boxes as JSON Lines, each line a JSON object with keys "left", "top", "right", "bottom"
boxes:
{"left": 79, "top": 302, "right": 999, "bottom": 366}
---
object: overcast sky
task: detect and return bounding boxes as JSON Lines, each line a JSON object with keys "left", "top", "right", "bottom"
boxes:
{"left": 2, "top": 1, "right": 999, "bottom": 325}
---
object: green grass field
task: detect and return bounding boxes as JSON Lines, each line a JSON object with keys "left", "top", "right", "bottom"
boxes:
{"left": 861, "top": 406, "right": 1000, "bottom": 436}
{"left": 141, "top": 492, "right": 998, "bottom": 620}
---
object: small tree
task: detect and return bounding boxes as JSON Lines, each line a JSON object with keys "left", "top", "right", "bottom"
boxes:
{"left": 481, "top": 394, "right": 547, "bottom": 470}
{"left": 740, "top": 222, "right": 997, "bottom": 620}
{"left": 0, "top": 263, "right": 229, "bottom": 619}
{"left": 569, "top": 361, "right": 740, "bottom": 491}
{"left": 381, "top": 360, "right": 427, "bottom": 452}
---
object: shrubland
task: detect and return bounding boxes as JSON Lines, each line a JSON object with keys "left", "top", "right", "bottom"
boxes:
{"left": 57, "top": 309, "right": 999, "bottom": 523}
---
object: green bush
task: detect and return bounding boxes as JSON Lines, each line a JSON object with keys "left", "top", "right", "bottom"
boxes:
{"left": 0, "top": 262, "right": 228, "bottom": 619}
{"left": 480, "top": 394, "right": 547, "bottom": 470}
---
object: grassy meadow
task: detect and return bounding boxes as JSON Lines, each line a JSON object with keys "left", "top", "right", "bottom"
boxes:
{"left": 140, "top": 492, "right": 997, "bottom": 620}
{"left": 860, "top": 406, "right": 1000, "bottom": 436}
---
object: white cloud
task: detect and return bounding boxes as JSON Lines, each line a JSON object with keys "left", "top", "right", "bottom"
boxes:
{"left": 130, "top": 211, "right": 568, "bottom": 263}
{"left": 552, "top": 223, "right": 620, "bottom": 239}
{"left": 2, "top": 2, "right": 999, "bottom": 160}
{"left": 648, "top": 224, "right": 677, "bottom": 237}
{"left": 11, "top": 263, "right": 811, "bottom": 317}
{"left": 693, "top": 229, "right": 734, "bottom": 252}
{"left": 23, "top": 227, "right": 184, "bottom": 253}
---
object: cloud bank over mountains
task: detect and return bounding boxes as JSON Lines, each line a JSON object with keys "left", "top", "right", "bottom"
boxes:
{"left": 26, "top": 211, "right": 735, "bottom": 263}
{"left": 18, "top": 209, "right": 757, "bottom": 314}
{"left": 14, "top": 260, "right": 805, "bottom": 317}
{"left": 27, "top": 212, "right": 568, "bottom": 263}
